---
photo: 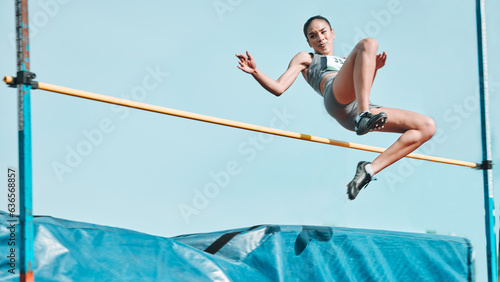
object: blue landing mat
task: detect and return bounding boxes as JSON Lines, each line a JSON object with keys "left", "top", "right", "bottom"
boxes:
{"left": 0, "top": 211, "right": 472, "bottom": 281}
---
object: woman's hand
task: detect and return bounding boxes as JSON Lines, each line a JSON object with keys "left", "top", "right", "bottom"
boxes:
{"left": 375, "top": 51, "right": 387, "bottom": 70}
{"left": 236, "top": 51, "right": 257, "bottom": 74}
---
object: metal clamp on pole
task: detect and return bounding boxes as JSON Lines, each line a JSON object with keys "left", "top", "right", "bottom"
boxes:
{"left": 475, "top": 160, "right": 493, "bottom": 170}
{"left": 5, "top": 71, "right": 38, "bottom": 89}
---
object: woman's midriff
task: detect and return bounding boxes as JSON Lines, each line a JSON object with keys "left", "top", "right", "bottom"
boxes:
{"left": 319, "top": 72, "right": 338, "bottom": 96}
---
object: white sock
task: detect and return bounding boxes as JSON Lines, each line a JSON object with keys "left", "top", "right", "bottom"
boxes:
{"left": 356, "top": 111, "right": 370, "bottom": 123}
{"left": 364, "top": 163, "right": 374, "bottom": 177}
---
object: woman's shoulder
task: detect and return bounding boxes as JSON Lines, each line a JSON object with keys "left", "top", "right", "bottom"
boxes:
{"left": 293, "top": 51, "right": 313, "bottom": 58}
{"left": 292, "top": 51, "right": 313, "bottom": 64}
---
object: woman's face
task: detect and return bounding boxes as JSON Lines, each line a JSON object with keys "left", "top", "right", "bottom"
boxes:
{"left": 306, "top": 19, "right": 335, "bottom": 55}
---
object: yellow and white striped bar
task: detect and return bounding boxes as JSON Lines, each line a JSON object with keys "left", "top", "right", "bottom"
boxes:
{"left": 3, "top": 75, "right": 477, "bottom": 168}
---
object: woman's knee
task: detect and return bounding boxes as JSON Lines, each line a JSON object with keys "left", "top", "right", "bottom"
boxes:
{"left": 356, "top": 38, "right": 378, "bottom": 53}
{"left": 418, "top": 116, "right": 436, "bottom": 141}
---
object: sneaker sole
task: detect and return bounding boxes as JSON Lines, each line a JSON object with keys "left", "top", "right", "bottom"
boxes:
{"left": 347, "top": 184, "right": 358, "bottom": 200}
{"left": 356, "top": 115, "right": 387, "bottom": 135}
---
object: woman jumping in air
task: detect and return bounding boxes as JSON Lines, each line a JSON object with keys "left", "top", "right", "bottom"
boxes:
{"left": 236, "top": 15, "right": 436, "bottom": 200}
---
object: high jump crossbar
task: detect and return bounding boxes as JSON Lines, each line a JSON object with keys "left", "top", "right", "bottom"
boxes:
{"left": 4, "top": 75, "right": 478, "bottom": 168}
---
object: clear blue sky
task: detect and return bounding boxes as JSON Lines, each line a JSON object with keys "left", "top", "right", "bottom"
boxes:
{"left": 1, "top": 0, "right": 499, "bottom": 280}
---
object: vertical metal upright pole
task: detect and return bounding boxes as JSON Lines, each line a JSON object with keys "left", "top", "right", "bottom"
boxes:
{"left": 15, "top": 0, "right": 34, "bottom": 281}
{"left": 475, "top": 0, "right": 496, "bottom": 281}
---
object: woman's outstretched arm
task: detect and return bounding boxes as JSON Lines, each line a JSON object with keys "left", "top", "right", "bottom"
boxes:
{"left": 236, "top": 51, "right": 310, "bottom": 96}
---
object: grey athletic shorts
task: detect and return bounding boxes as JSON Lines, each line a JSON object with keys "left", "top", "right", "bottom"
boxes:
{"left": 323, "top": 75, "right": 381, "bottom": 131}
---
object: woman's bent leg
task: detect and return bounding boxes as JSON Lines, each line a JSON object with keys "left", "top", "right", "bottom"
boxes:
{"left": 347, "top": 107, "right": 436, "bottom": 200}
{"left": 331, "top": 38, "right": 379, "bottom": 112}
{"left": 331, "top": 38, "right": 386, "bottom": 135}
{"left": 369, "top": 107, "right": 436, "bottom": 174}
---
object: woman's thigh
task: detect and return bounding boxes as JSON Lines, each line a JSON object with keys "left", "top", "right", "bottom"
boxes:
{"left": 370, "top": 107, "right": 434, "bottom": 134}
{"left": 331, "top": 52, "right": 357, "bottom": 105}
